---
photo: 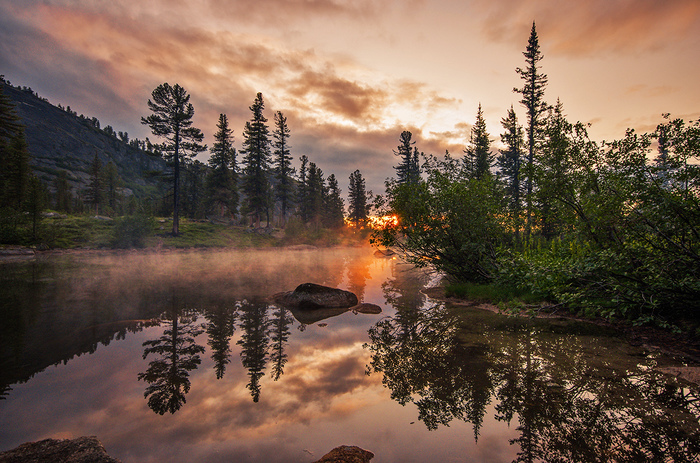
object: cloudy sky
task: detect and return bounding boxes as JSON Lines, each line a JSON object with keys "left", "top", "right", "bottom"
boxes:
{"left": 1, "top": 0, "right": 699, "bottom": 193}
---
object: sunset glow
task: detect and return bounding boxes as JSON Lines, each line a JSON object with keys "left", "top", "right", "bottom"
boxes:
{"left": 1, "top": 0, "right": 699, "bottom": 193}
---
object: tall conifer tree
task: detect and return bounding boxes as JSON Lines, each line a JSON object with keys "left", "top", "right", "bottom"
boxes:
{"left": 498, "top": 105, "right": 525, "bottom": 239}
{"left": 207, "top": 114, "right": 237, "bottom": 216}
{"left": 273, "top": 111, "right": 295, "bottom": 225}
{"left": 348, "top": 170, "right": 368, "bottom": 225}
{"left": 142, "top": 83, "right": 206, "bottom": 235}
{"left": 241, "top": 93, "right": 272, "bottom": 228}
{"left": 514, "top": 22, "right": 548, "bottom": 238}
{"left": 463, "top": 103, "right": 492, "bottom": 180}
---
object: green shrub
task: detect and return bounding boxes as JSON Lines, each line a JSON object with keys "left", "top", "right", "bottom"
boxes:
{"left": 110, "top": 214, "right": 154, "bottom": 248}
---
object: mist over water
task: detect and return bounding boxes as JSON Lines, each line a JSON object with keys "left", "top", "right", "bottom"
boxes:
{"left": 1, "top": 248, "right": 699, "bottom": 462}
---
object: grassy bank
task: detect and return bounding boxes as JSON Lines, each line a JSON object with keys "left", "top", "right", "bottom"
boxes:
{"left": 6, "top": 213, "right": 372, "bottom": 250}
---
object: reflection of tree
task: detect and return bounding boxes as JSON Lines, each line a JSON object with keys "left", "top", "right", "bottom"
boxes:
{"left": 204, "top": 304, "right": 238, "bottom": 379}
{"left": 237, "top": 299, "right": 270, "bottom": 402}
{"left": 269, "top": 306, "right": 294, "bottom": 381}
{"left": 367, "top": 304, "right": 492, "bottom": 439}
{"left": 138, "top": 305, "right": 204, "bottom": 415}
{"left": 366, "top": 303, "right": 700, "bottom": 462}
{"left": 347, "top": 254, "right": 372, "bottom": 302}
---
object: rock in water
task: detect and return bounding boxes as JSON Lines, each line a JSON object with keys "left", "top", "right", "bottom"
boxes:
{"left": 312, "top": 445, "right": 374, "bottom": 463}
{"left": 0, "top": 436, "right": 121, "bottom": 463}
{"left": 274, "top": 283, "right": 358, "bottom": 309}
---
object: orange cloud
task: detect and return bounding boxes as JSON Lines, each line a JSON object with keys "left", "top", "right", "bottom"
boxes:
{"left": 474, "top": 0, "right": 700, "bottom": 55}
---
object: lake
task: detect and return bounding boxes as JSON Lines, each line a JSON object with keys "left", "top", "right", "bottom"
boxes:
{"left": 1, "top": 247, "right": 699, "bottom": 462}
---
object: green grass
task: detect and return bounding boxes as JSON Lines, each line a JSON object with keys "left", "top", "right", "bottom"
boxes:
{"left": 444, "top": 281, "right": 540, "bottom": 305}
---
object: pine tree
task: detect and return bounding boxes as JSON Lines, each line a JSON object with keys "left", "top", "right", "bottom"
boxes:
{"left": 104, "top": 161, "right": 122, "bottom": 215}
{"left": 348, "top": 170, "right": 368, "bottom": 225}
{"left": 53, "top": 170, "right": 73, "bottom": 213}
{"left": 273, "top": 111, "right": 295, "bottom": 226}
{"left": 241, "top": 93, "right": 272, "bottom": 228}
{"left": 394, "top": 131, "right": 415, "bottom": 183}
{"left": 206, "top": 114, "right": 237, "bottom": 217}
{"left": 497, "top": 105, "right": 525, "bottom": 239}
{"left": 141, "top": 83, "right": 206, "bottom": 235}
{"left": 86, "top": 153, "right": 104, "bottom": 215}
{"left": 323, "top": 173, "right": 345, "bottom": 228}
{"left": 463, "top": 103, "right": 492, "bottom": 180}
{"left": 297, "top": 155, "right": 309, "bottom": 222}
{"left": 306, "top": 162, "right": 325, "bottom": 227}
{"left": 514, "top": 22, "right": 548, "bottom": 238}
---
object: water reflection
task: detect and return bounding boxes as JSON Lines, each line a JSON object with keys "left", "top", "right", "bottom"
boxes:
{"left": 365, "top": 300, "right": 700, "bottom": 462}
{"left": 138, "top": 302, "right": 205, "bottom": 415}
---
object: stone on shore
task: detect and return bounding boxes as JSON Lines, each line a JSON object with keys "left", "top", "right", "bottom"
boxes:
{"left": 312, "top": 445, "right": 374, "bottom": 463}
{"left": 0, "top": 436, "right": 120, "bottom": 463}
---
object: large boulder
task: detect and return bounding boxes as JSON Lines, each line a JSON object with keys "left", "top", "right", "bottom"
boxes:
{"left": 312, "top": 445, "right": 374, "bottom": 463}
{"left": 0, "top": 436, "right": 120, "bottom": 463}
{"left": 274, "top": 283, "right": 358, "bottom": 309}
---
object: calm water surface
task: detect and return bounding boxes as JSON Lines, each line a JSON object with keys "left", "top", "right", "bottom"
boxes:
{"left": 0, "top": 248, "right": 699, "bottom": 462}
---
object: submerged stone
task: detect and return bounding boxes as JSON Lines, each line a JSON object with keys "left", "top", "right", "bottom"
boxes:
{"left": 274, "top": 283, "right": 358, "bottom": 309}
{"left": 312, "top": 445, "right": 374, "bottom": 463}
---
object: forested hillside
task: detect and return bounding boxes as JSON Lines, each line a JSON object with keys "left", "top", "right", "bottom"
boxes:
{"left": 1, "top": 81, "right": 166, "bottom": 199}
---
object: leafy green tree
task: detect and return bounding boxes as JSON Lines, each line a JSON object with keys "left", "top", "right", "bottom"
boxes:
{"left": 273, "top": 111, "right": 295, "bottom": 226}
{"left": 375, "top": 153, "right": 505, "bottom": 282}
{"left": 241, "top": 92, "right": 272, "bottom": 228}
{"left": 514, "top": 22, "right": 548, "bottom": 238}
{"left": 141, "top": 83, "right": 206, "bottom": 235}
{"left": 463, "top": 103, "right": 492, "bottom": 180}
{"left": 206, "top": 113, "right": 237, "bottom": 217}
{"left": 348, "top": 169, "right": 368, "bottom": 225}
{"left": 323, "top": 173, "right": 345, "bottom": 228}
{"left": 497, "top": 105, "right": 525, "bottom": 240}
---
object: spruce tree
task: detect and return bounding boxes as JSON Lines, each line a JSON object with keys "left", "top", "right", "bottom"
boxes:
{"left": 348, "top": 170, "right": 368, "bottom": 225}
{"left": 206, "top": 114, "right": 237, "bottom": 217}
{"left": 497, "top": 105, "right": 525, "bottom": 239}
{"left": 297, "top": 155, "right": 309, "bottom": 221}
{"left": 306, "top": 162, "right": 325, "bottom": 227}
{"left": 394, "top": 131, "right": 415, "bottom": 183}
{"left": 514, "top": 22, "right": 548, "bottom": 238}
{"left": 241, "top": 93, "right": 272, "bottom": 228}
{"left": 105, "top": 161, "right": 122, "bottom": 214}
{"left": 273, "top": 111, "right": 295, "bottom": 226}
{"left": 463, "top": 103, "right": 492, "bottom": 180}
{"left": 86, "top": 153, "right": 104, "bottom": 215}
{"left": 141, "top": 83, "right": 206, "bottom": 235}
{"left": 323, "top": 174, "right": 345, "bottom": 228}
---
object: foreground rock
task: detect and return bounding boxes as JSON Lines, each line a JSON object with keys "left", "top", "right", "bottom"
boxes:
{"left": 312, "top": 445, "right": 374, "bottom": 463}
{"left": 0, "top": 436, "right": 120, "bottom": 463}
{"left": 274, "top": 283, "right": 358, "bottom": 309}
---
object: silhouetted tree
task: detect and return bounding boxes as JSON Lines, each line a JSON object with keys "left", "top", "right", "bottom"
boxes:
{"left": 206, "top": 113, "right": 237, "bottom": 217}
{"left": 498, "top": 105, "right": 525, "bottom": 240}
{"left": 241, "top": 93, "right": 272, "bottom": 228}
{"left": 348, "top": 170, "right": 368, "bottom": 225}
{"left": 306, "top": 162, "right": 325, "bottom": 226}
{"left": 323, "top": 173, "right": 345, "bottom": 228}
{"left": 297, "top": 155, "right": 309, "bottom": 221}
{"left": 514, "top": 22, "right": 548, "bottom": 238}
{"left": 53, "top": 170, "right": 73, "bottom": 213}
{"left": 463, "top": 103, "right": 492, "bottom": 180}
{"left": 273, "top": 111, "right": 295, "bottom": 226}
{"left": 141, "top": 83, "right": 206, "bottom": 235}
{"left": 104, "top": 161, "right": 122, "bottom": 214}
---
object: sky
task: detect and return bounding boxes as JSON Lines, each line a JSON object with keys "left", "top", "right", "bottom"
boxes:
{"left": 1, "top": 0, "right": 700, "bottom": 194}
